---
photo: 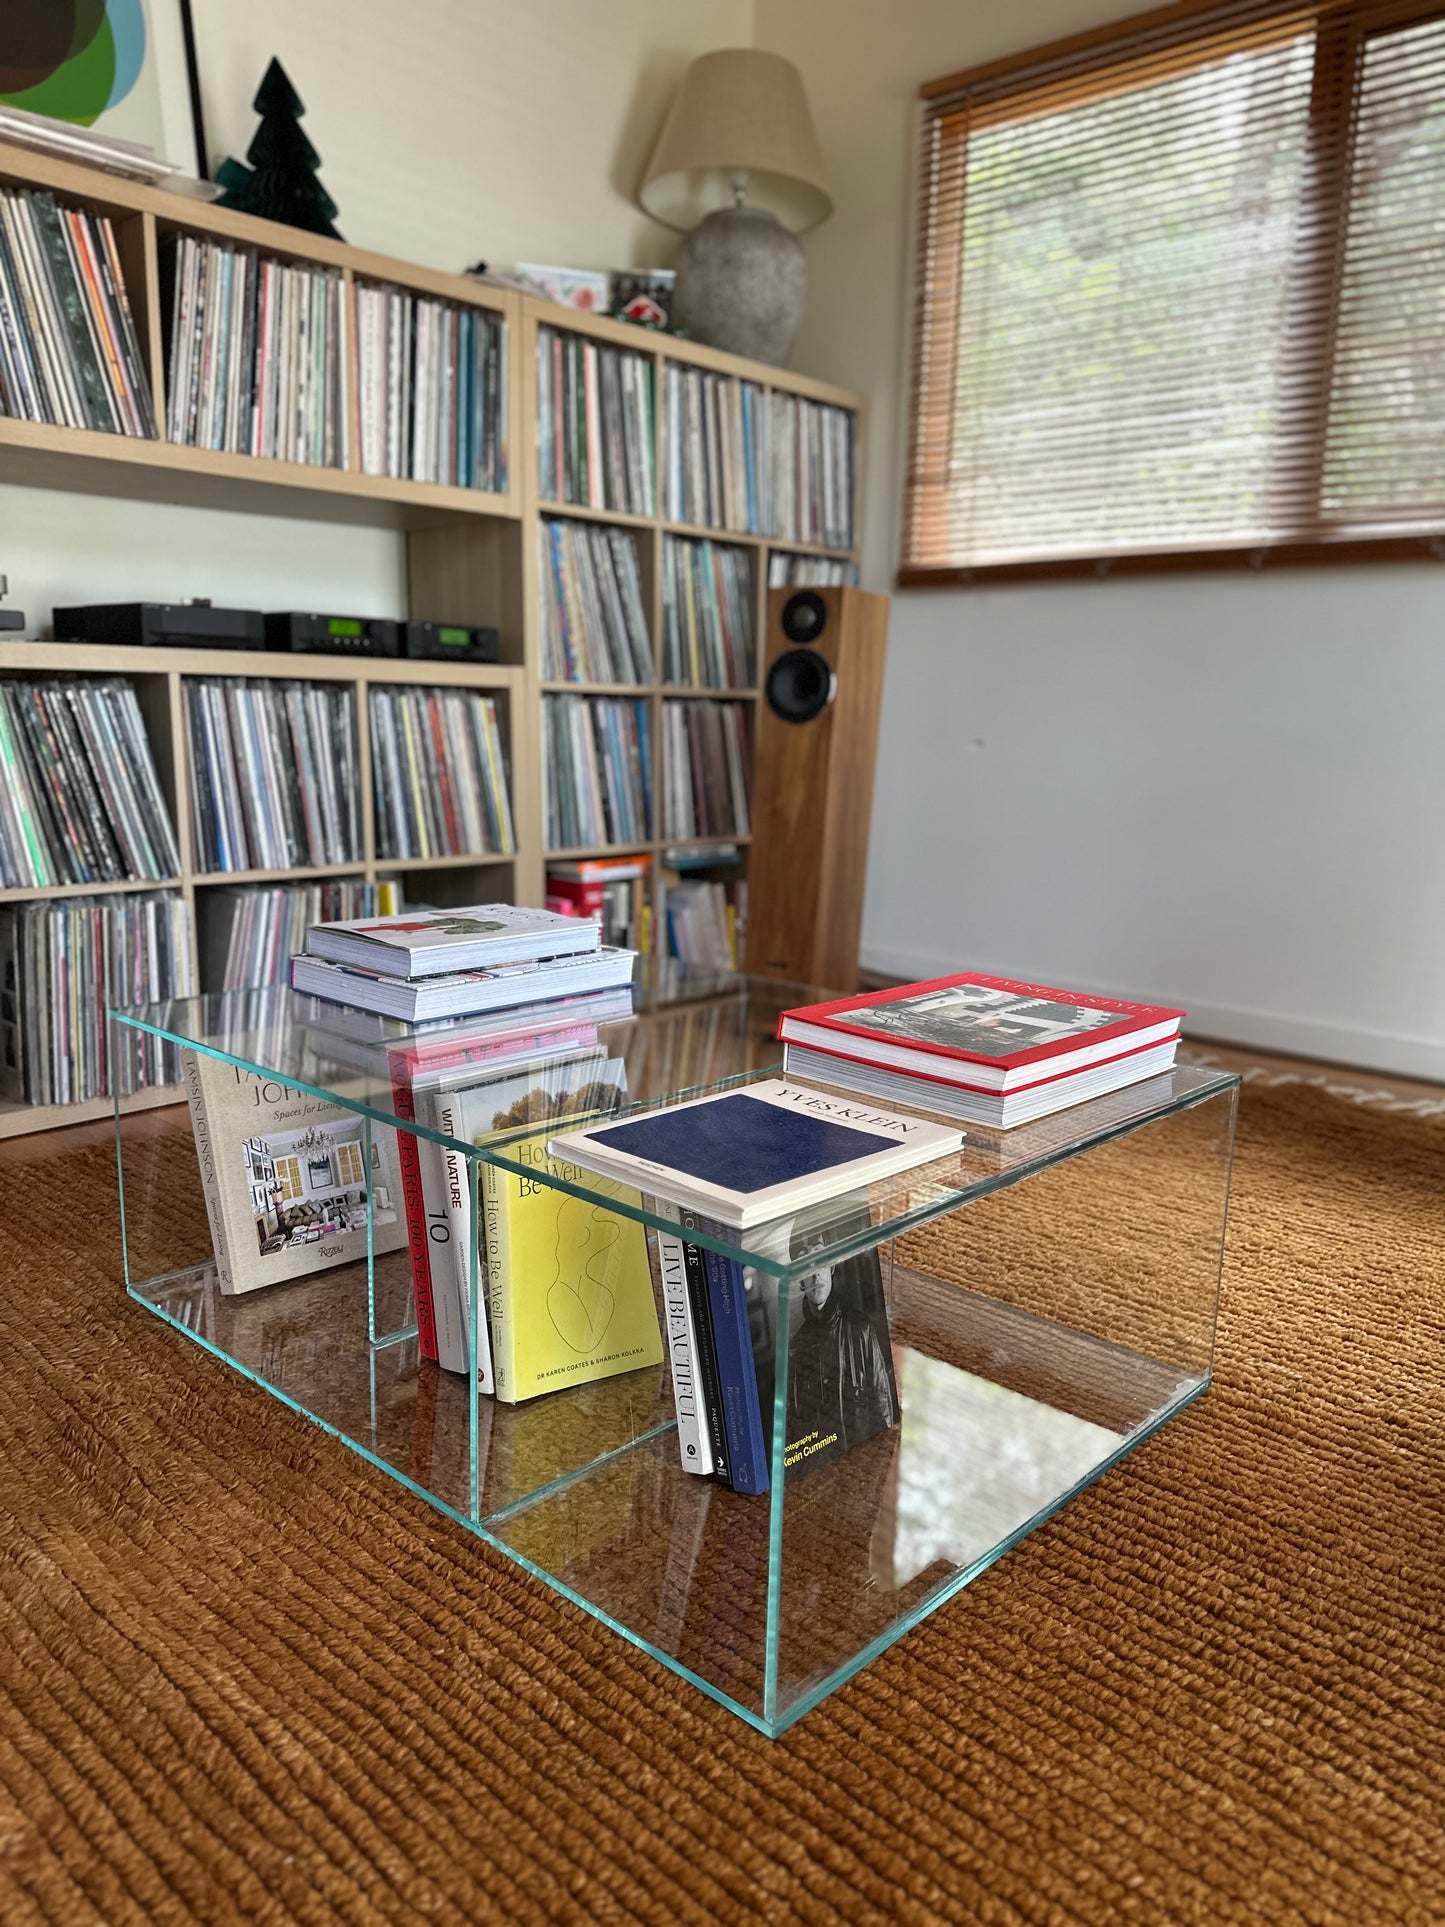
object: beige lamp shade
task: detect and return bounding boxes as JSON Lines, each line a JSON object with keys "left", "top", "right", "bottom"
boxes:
{"left": 640, "top": 49, "right": 832, "bottom": 234}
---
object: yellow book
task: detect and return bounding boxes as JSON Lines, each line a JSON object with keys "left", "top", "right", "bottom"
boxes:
{"left": 483, "top": 1124, "right": 663, "bottom": 1404}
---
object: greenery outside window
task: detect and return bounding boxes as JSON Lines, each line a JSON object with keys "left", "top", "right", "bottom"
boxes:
{"left": 901, "top": 0, "right": 1445, "bottom": 581}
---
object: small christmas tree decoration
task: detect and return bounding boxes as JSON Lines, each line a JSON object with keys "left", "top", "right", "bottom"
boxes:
{"left": 217, "top": 59, "right": 342, "bottom": 240}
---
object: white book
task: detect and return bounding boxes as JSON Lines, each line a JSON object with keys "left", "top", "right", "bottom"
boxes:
{"left": 307, "top": 902, "right": 599, "bottom": 977}
{"left": 654, "top": 1205, "right": 713, "bottom": 1475}
{"left": 549, "top": 1078, "right": 963, "bottom": 1230}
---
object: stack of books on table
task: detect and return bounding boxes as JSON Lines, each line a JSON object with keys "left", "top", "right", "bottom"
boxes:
{"left": 776, "top": 972, "right": 1184, "bottom": 1129}
{"left": 282, "top": 905, "right": 651, "bottom": 1394}
{"left": 289, "top": 902, "right": 634, "bottom": 1023}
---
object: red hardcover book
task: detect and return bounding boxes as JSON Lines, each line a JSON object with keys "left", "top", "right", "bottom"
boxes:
{"left": 778, "top": 973, "right": 1184, "bottom": 1097}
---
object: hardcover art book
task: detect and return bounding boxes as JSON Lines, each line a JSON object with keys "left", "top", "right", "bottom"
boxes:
{"left": 548, "top": 1079, "right": 963, "bottom": 1229}
{"left": 779, "top": 974, "right": 1183, "bottom": 1090}
{"left": 305, "top": 903, "right": 598, "bottom": 977}
{"left": 185, "top": 1050, "right": 406, "bottom": 1296}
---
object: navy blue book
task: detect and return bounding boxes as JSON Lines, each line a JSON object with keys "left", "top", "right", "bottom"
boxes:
{"left": 548, "top": 1078, "right": 962, "bottom": 1229}
{"left": 692, "top": 1216, "right": 769, "bottom": 1494}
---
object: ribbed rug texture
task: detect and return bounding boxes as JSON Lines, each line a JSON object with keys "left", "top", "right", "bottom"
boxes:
{"left": 0, "top": 1079, "right": 1442, "bottom": 1924}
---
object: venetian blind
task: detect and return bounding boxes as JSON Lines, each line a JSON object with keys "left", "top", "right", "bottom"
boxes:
{"left": 903, "top": 0, "right": 1445, "bottom": 580}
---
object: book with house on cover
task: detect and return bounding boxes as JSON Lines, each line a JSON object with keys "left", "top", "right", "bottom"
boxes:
{"left": 778, "top": 974, "right": 1184, "bottom": 1094}
{"left": 185, "top": 1050, "right": 406, "bottom": 1296}
{"left": 548, "top": 1079, "right": 962, "bottom": 1229}
{"left": 306, "top": 903, "right": 597, "bottom": 977}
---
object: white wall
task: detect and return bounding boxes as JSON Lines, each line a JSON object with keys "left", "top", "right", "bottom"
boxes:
{"left": 4, "top": 0, "right": 750, "bottom": 629}
{"left": 756, "top": 0, "right": 1445, "bottom": 1076}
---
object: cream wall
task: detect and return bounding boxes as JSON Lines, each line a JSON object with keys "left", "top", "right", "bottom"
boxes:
{"left": 3, "top": 0, "right": 750, "bottom": 630}
{"left": 755, "top": 0, "right": 1445, "bottom": 1078}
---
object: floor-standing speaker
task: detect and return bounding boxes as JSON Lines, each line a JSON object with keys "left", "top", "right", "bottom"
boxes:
{"left": 744, "top": 586, "right": 889, "bottom": 992}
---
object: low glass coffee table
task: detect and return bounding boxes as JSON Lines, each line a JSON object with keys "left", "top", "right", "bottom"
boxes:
{"left": 113, "top": 979, "right": 1238, "bottom": 1738}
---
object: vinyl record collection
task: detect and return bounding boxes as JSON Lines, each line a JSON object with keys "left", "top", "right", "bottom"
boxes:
{"left": 351, "top": 281, "right": 507, "bottom": 490}
{"left": 368, "top": 686, "right": 515, "bottom": 860}
{"left": 543, "top": 694, "right": 651, "bottom": 849}
{"left": 0, "top": 186, "right": 156, "bottom": 436}
{"left": 538, "top": 519, "right": 652, "bottom": 684}
{"left": 661, "top": 700, "right": 752, "bottom": 842}
{"left": 164, "top": 235, "right": 348, "bottom": 465}
{"left": 662, "top": 366, "right": 768, "bottom": 535}
{"left": 183, "top": 679, "right": 363, "bottom": 872}
{"left": 768, "top": 392, "right": 855, "bottom": 551}
{"left": 0, "top": 677, "right": 181, "bottom": 888}
{"left": 767, "top": 552, "right": 859, "bottom": 588}
{"left": 536, "top": 324, "right": 656, "bottom": 515}
{"left": 0, "top": 891, "right": 194, "bottom": 1104}
{"left": 659, "top": 876, "right": 744, "bottom": 971}
{"left": 661, "top": 537, "right": 754, "bottom": 688}
{"left": 200, "top": 880, "right": 379, "bottom": 992}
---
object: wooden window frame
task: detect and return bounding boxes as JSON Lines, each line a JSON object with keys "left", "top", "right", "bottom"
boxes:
{"left": 900, "top": 0, "right": 1445, "bottom": 587}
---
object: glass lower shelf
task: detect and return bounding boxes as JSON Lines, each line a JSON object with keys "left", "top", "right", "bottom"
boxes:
{"left": 130, "top": 1248, "right": 1210, "bottom": 1735}
{"left": 116, "top": 983, "right": 1237, "bottom": 1736}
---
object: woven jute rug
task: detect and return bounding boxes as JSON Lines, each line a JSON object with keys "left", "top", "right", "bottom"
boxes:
{"left": 0, "top": 1078, "right": 1441, "bottom": 1925}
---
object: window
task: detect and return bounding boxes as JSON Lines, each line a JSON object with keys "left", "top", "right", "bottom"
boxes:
{"left": 902, "top": 0, "right": 1445, "bottom": 580}
{"left": 273, "top": 1155, "right": 303, "bottom": 1203}
{"left": 334, "top": 1139, "right": 365, "bottom": 1188}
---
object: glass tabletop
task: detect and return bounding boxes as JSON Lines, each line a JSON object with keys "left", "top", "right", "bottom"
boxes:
{"left": 113, "top": 979, "right": 1238, "bottom": 1279}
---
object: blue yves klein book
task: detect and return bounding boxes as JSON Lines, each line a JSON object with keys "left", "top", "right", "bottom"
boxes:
{"left": 546, "top": 1078, "right": 963, "bottom": 1230}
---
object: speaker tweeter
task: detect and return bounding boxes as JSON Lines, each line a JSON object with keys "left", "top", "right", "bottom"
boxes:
{"left": 780, "top": 589, "right": 828, "bottom": 644}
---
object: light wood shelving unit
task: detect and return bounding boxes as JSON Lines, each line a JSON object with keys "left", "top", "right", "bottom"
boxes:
{"left": 0, "top": 138, "right": 864, "bottom": 1137}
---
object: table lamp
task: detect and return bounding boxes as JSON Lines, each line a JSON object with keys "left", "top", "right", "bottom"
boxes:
{"left": 640, "top": 49, "right": 832, "bottom": 366}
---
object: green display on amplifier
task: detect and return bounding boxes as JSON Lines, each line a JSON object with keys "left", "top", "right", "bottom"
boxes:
{"left": 328, "top": 618, "right": 363, "bottom": 637}
{"left": 438, "top": 626, "right": 469, "bottom": 646}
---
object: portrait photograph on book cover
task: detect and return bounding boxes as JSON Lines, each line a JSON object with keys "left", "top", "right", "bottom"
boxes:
{"left": 748, "top": 1196, "right": 899, "bottom": 1482}
{"left": 845, "top": 982, "right": 1127, "bottom": 1058}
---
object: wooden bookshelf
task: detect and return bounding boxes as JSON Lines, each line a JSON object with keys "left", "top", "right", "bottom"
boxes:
{"left": 0, "top": 137, "right": 865, "bottom": 1136}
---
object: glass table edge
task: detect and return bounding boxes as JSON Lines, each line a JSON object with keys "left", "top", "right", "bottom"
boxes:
{"left": 112, "top": 1000, "right": 1239, "bottom": 1279}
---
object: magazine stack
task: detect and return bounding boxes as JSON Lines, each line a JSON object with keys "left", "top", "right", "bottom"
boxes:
{"left": 777, "top": 973, "right": 1185, "bottom": 1129}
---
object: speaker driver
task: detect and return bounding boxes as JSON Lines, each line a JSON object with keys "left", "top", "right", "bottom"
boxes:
{"left": 766, "top": 647, "right": 837, "bottom": 724}
{"left": 781, "top": 590, "right": 828, "bottom": 644}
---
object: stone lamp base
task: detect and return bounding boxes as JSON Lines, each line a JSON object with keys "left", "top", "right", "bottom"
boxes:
{"left": 671, "top": 205, "right": 806, "bottom": 367}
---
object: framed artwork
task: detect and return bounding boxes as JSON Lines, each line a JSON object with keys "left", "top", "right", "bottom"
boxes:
{"left": 0, "top": 0, "right": 208, "bottom": 177}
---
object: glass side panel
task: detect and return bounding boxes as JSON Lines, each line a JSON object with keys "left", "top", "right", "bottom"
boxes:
{"left": 767, "top": 1083, "right": 1236, "bottom": 1727}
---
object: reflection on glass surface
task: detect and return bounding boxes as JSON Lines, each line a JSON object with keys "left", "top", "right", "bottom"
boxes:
{"left": 886, "top": 1346, "right": 1124, "bottom": 1589}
